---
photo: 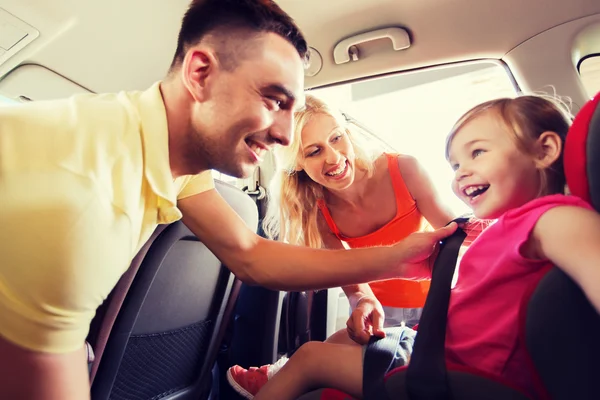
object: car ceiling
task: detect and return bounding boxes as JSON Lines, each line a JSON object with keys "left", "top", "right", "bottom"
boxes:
{"left": 0, "top": 0, "right": 599, "bottom": 94}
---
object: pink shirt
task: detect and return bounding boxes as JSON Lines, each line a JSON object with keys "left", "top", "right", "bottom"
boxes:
{"left": 445, "top": 194, "right": 592, "bottom": 396}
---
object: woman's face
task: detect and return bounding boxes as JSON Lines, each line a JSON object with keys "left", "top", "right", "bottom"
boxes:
{"left": 297, "top": 113, "right": 356, "bottom": 190}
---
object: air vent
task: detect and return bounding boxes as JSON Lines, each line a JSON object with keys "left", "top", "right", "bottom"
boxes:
{"left": 0, "top": 8, "right": 39, "bottom": 67}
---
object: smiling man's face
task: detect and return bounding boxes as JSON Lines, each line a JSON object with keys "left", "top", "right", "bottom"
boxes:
{"left": 186, "top": 32, "right": 306, "bottom": 178}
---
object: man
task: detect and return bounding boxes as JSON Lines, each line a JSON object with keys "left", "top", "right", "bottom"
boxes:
{"left": 0, "top": 0, "right": 456, "bottom": 398}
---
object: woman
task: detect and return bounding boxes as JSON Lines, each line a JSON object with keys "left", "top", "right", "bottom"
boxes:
{"left": 227, "top": 94, "right": 455, "bottom": 398}
{"left": 267, "top": 94, "right": 454, "bottom": 330}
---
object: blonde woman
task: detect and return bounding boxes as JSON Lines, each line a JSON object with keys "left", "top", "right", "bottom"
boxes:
{"left": 227, "top": 94, "right": 455, "bottom": 398}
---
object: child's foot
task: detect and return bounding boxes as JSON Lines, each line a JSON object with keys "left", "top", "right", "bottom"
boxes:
{"left": 226, "top": 356, "right": 289, "bottom": 399}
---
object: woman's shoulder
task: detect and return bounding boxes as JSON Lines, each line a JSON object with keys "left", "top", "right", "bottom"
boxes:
{"left": 381, "top": 152, "right": 412, "bottom": 163}
{"left": 368, "top": 152, "right": 391, "bottom": 177}
{"left": 375, "top": 152, "right": 414, "bottom": 171}
{"left": 390, "top": 153, "right": 422, "bottom": 174}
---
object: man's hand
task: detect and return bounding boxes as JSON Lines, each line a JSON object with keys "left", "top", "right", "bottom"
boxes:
{"left": 346, "top": 296, "right": 386, "bottom": 345}
{"left": 391, "top": 222, "right": 458, "bottom": 279}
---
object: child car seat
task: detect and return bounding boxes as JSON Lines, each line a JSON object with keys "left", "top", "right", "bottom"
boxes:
{"left": 297, "top": 92, "right": 600, "bottom": 400}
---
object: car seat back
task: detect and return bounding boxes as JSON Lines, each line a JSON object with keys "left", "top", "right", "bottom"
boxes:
{"left": 89, "top": 180, "right": 258, "bottom": 400}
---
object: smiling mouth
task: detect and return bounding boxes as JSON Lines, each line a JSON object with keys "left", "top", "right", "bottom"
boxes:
{"left": 245, "top": 139, "right": 267, "bottom": 161}
{"left": 464, "top": 184, "right": 489, "bottom": 200}
{"left": 325, "top": 161, "right": 348, "bottom": 177}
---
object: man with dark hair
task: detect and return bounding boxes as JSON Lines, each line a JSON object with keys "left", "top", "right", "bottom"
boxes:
{"left": 0, "top": 0, "right": 455, "bottom": 398}
{"left": 171, "top": 0, "right": 309, "bottom": 71}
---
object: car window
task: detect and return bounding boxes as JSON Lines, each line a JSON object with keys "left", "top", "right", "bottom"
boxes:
{"left": 579, "top": 55, "right": 600, "bottom": 98}
{"left": 313, "top": 61, "right": 518, "bottom": 216}
{"left": 0, "top": 94, "right": 18, "bottom": 105}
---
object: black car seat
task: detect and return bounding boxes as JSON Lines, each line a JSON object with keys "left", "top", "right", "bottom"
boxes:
{"left": 88, "top": 179, "right": 258, "bottom": 400}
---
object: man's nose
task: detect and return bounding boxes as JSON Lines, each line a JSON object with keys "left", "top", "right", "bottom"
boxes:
{"left": 269, "top": 111, "right": 293, "bottom": 147}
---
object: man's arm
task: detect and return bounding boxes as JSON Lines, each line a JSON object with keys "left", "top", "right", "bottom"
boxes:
{"left": 397, "top": 155, "right": 455, "bottom": 229}
{"left": 533, "top": 206, "right": 600, "bottom": 314}
{"left": 318, "top": 217, "right": 385, "bottom": 343}
{"left": 179, "top": 189, "right": 455, "bottom": 291}
{"left": 321, "top": 234, "right": 377, "bottom": 309}
{"left": 321, "top": 227, "right": 379, "bottom": 309}
{"left": 316, "top": 217, "right": 377, "bottom": 307}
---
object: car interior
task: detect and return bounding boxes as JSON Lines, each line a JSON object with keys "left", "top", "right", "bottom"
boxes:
{"left": 1, "top": 0, "right": 600, "bottom": 399}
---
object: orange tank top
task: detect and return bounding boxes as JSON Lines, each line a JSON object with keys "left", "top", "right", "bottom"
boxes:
{"left": 317, "top": 153, "right": 431, "bottom": 308}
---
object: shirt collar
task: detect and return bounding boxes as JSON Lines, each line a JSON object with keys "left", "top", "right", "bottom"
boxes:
{"left": 133, "top": 81, "right": 182, "bottom": 223}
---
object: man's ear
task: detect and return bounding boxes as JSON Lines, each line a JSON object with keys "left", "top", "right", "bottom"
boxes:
{"left": 535, "top": 131, "right": 562, "bottom": 168}
{"left": 180, "top": 47, "right": 219, "bottom": 103}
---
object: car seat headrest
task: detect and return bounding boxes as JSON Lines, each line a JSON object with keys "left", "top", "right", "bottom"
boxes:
{"left": 564, "top": 93, "right": 600, "bottom": 211}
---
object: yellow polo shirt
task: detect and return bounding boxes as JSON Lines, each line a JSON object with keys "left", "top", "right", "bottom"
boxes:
{"left": 0, "top": 82, "right": 213, "bottom": 353}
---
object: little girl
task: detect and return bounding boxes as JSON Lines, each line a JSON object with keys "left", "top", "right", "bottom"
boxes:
{"left": 232, "top": 94, "right": 600, "bottom": 400}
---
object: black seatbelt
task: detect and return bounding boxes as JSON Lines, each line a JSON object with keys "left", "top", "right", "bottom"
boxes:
{"left": 361, "top": 218, "right": 468, "bottom": 400}
{"left": 406, "top": 218, "right": 468, "bottom": 400}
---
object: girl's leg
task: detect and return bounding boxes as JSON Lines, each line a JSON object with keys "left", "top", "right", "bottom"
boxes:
{"left": 325, "top": 327, "right": 358, "bottom": 345}
{"left": 227, "top": 328, "right": 359, "bottom": 398}
{"left": 254, "top": 341, "right": 364, "bottom": 400}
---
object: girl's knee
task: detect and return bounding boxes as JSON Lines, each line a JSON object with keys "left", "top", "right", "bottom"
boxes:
{"left": 295, "top": 341, "right": 324, "bottom": 358}
{"left": 293, "top": 341, "right": 335, "bottom": 367}
{"left": 325, "top": 328, "right": 353, "bottom": 345}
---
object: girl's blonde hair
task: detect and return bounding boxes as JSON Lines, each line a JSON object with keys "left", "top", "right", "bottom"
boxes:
{"left": 263, "top": 94, "right": 377, "bottom": 248}
{"left": 445, "top": 95, "right": 573, "bottom": 196}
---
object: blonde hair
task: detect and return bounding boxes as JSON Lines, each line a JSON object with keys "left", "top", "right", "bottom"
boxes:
{"left": 445, "top": 95, "right": 573, "bottom": 196}
{"left": 263, "top": 94, "right": 377, "bottom": 248}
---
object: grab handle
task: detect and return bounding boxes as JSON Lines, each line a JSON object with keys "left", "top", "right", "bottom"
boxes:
{"left": 333, "top": 27, "right": 411, "bottom": 64}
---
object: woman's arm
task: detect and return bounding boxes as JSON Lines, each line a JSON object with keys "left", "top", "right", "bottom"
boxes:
{"left": 532, "top": 206, "right": 600, "bottom": 314}
{"left": 318, "top": 215, "right": 385, "bottom": 343}
{"left": 397, "top": 155, "right": 455, "bottom": 229}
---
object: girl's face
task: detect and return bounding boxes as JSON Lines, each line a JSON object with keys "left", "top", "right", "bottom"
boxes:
{"left": 448, "top": 113, "right": 542, "bottom": 219}
{"left": 297, "top": 113, "right": 356, "bottom": 191}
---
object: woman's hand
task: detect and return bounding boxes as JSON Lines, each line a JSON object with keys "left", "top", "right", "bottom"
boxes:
{"left": 346, "top": 296, "right": 386, "bottom": 345}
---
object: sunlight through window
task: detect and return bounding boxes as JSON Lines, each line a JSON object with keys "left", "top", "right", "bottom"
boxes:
{"left": 579, "top": 56, "right": 600, "bottom": 98}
